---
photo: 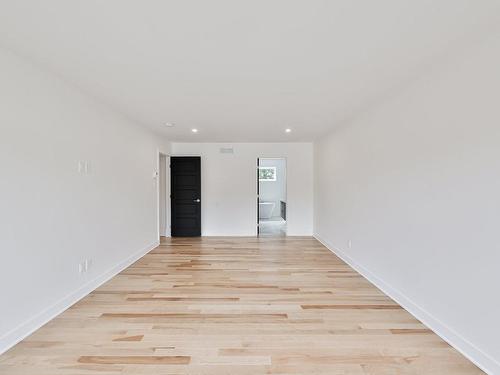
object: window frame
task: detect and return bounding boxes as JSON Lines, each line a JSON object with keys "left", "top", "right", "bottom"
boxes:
{"left": 258, "top": 166, "right": 277, "bottom": 181}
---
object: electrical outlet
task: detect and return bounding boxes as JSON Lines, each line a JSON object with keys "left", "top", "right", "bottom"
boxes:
{"left": 78, "top": 259, "right": 93, "bottom": 274}
{"left": 78, "top": 161, "right": 91, "bottom": 175}
{"left": 84, "top": 259, "right": 92, "bottom": 272}
{"left": 348, "top": 240, "right": 352, "bottom": 249}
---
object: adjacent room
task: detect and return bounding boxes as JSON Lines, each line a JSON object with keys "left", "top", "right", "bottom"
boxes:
{"left": 1, "top": 1, "right": 499, "bottom": 374}
{"left": 258, "top": 158, "right": 287, "bottom": 236}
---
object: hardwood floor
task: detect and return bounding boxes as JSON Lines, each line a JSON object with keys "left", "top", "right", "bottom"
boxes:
{"left": 0, "top": 237, "right": 483, "bottom": 374}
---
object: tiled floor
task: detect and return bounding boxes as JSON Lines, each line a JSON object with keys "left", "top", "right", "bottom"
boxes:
{"left": 259, "top": 217, "right": 286, "bottom": 236}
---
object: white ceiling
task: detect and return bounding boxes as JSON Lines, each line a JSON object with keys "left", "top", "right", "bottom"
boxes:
{"left": 1, "top": 1, "right": 499, "bottom": 142}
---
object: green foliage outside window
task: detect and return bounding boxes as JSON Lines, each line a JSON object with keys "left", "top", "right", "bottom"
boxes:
{"left": 259, "top": 167, "right": 276, "bottom": 181}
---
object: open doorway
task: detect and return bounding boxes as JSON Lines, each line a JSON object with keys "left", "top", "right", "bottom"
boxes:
{"left": 257, "top": 158, "right": 287, "bottom": 236}
{"left": 158, "top": 152, "right": 169, "bottom": 240}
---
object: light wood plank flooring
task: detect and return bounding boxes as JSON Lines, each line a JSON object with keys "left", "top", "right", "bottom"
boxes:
{"left": 0, "top": 237, "right": 483, "bottom": 374}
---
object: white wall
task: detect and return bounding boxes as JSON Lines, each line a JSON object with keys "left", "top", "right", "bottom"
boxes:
{"left": 314, "top": 30, "right": 500, "bottom": 374}
{"left": 172, "top": 143, "right": 313, "bottom": 236}
{"left": 0, "top": 48, "right": 170, "bottom": 353}
{"left": 259, "top": 158, "right": 286, "bottom": 218}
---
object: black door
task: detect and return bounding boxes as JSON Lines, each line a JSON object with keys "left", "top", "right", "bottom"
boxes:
{"left": 171, "top": 157, "right": 201, "bottom": 237}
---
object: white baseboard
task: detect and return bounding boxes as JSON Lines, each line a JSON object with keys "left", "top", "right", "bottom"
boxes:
{"left": 0, "top": 240, "right": 159, "bottom": 355}
{"left": 313, "top": 233, "right": 499, "bottom": 375}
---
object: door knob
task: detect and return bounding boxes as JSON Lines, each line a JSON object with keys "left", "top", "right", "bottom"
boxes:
{"left": 194, "top": 199, "right": 201, "bottom": 203}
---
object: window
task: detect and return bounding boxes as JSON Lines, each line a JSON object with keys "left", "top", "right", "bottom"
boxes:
{"left": 259, "top": 166, "right": 276, "bottom": 181}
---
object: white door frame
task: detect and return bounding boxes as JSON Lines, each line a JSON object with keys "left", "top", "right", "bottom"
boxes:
{"left": 157, "top": 151, "right": 170, "bottom": 239}
{"left": 257, "top": 156, "right": 287, "bottom": 236}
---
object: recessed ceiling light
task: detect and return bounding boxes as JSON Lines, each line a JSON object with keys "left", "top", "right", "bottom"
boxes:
{"left": 285, "top": 128, "right": 292, "bottom": 133}
{"left": 164, "top": 122, "right": 175, "bottom": 127}
{"left": 191, "top": 128, "right": 198, "bottom": 133}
